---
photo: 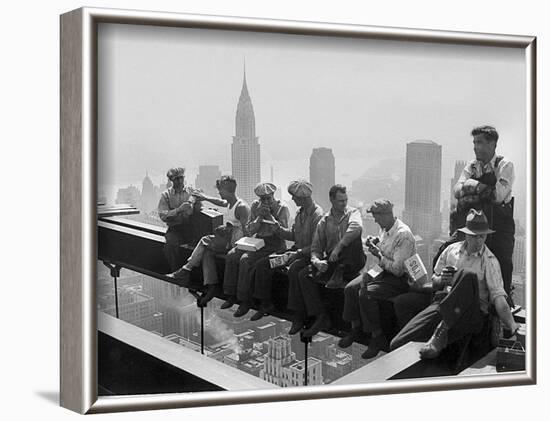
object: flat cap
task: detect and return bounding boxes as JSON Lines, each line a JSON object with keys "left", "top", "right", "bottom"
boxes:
{"left": 287, "top": 180, "right": 313, "bottom": 198}
{"left": 366, "top": 198, "right": 394, "bottom": 214}
{"left": 254, "top": 182, "right": 277, "bottom": 196}
{"left": 166, "top": 167, "right": 185, "bottom": 180}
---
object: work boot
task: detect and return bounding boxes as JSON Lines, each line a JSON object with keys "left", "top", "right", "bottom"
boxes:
{"left": 302, "top": 313, "right": 331, "bottom": 338}
{"left": 419, "top": 321, "right": 449, "bottom": 359}
{"left": 166, "top": 267, "right": 192, "bottom": 288}
{"left": 250, "top": 302, "right": 275, "bottom": 321}
{"left": 361, "top": 334, "right": 388, "bottom": 359}
{"left": 198, "top": 285, "right": 220, "bottom": 307}
{"left": 233, "top": 303, "right": 251, "bottom": 318}
{"left": 338, "top": 327, "right": 363, "bottom": 349}
{"left": 325, "top": 264, "right": 346, "bottom": 289}
{"left": 220, "top": 295, "right": 237, "bottom": 309}
{"left": 288, "top": 317, "right": 305, "bottom": 335}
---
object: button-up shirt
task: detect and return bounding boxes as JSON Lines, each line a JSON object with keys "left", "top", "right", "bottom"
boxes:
{"left": 279, "top": 202, "right": 324, "bottom": 256}
{"left": 455, "top": 154, "right": 514, "bottom": 204}
{"left": 157, "top": 186, "right": 196, "bottom": 227}
{"left": 434, "top": 241, "right": 507, "bottom": 313}
{"left": 311, "top": 206, "right": 362, "bottom": 261}
{"left": 376, "top": 218, "right": 416, "bottom": 277}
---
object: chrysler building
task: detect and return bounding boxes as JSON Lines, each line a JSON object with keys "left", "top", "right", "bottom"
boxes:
{"left": 231, "top": 67, "right": 261, "bottom": 205}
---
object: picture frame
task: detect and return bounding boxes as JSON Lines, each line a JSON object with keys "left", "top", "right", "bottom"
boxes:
{"left": 60, "top": 7, "right": 536, "bottom": 414}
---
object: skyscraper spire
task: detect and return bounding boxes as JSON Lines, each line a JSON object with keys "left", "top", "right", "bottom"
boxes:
{"left": 232, "top": 63, "right": 261, "bottom": 205}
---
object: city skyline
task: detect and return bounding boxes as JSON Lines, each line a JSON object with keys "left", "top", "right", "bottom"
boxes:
{"left": 98, "top": 23, "right": 527, "bottom": 225}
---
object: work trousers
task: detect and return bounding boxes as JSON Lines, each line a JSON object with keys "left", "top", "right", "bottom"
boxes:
{"left": 392, "top": 291, "right": 433, "bottom": 330}
{"left": 253, "top": 254, "right": 309, "bottom": 303}
{"left": 164, "top": 226, "right": 186, "bottom": 271}
{"left": 298, "top": 245, "right": 365, "bottom": 317}
{"left": 343, "top": 271, "right": 409, "bottom": 332}
{"left": 223, "top": 238, "right": 286, "bottom": 302}
{"left": 390, "top": 268, "right": 486, "bottom": 351}
{"left": 279, "top": 258, "right": 311, "bottom": 318}
{"left": 185, "top": 234, "right": 230, "bottom": 286}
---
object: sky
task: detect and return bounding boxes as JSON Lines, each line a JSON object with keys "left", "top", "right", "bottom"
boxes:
{"left": 97, "top": 22, "right": 527, "bottom": 222}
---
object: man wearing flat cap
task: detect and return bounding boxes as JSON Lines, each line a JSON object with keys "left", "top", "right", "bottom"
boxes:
{"left": 297, "top": 184, "right": 366, "bottom": 338}
{"left": 221, "top": 182, "right": 290, "bottom": 318}
{"left": 250, "top": 180, "right": 324, "bottom": 324}
{"left": 158, "top": 167, "right": 201, "bottom": 272}
{"left": 166, "top": 175, "right": 250, "bottom": 305}
{"left": 390, "top": 209, "right": 520, "bottom": 359}
{"left": 338, "top": 198, "right": 416, "bottom": 359}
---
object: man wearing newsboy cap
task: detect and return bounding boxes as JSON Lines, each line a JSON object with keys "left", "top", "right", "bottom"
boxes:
{"left": 221, "top": 182, "right": 290, "bottom": 318}
{"left": 338, "top": 198, "right": 416, "bottom": 359}
{"left": 250, "top": 180, "right": 324, "bottom": 324}
{"left": 390, "top": 209, "right": 520, "bottom": 359}
{"left": 158, "top": 167, "right": 201, "bottom": 272}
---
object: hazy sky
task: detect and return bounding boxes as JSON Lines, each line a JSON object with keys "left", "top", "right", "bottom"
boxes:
{"left": 98, "top": 23, "right": 527, "bottom": 220}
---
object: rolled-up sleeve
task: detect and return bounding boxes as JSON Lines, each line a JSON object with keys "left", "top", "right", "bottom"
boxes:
{"left": 340, "top": 209, "right": 363, "bottom": 247}
{"left": 454, "top": 163, "right": 473, "bottom": 199}
{"left": 380, "top": 233, "right": 416, "bottom": 277}
{"left": 311, "top": 219, "right": 326, "bottom": 261}
{"left": 158, "top": 194, "right": 178, "bottom": 222}
{"left": 495, "top": 161, "right": 515, "bottom": 204}
{"left": 485, "top": 255, "right": 507, "bottom": 304}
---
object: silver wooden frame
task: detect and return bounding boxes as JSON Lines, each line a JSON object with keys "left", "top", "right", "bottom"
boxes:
{"left": 60, "top": 7, "right": 537, "bottom": 414}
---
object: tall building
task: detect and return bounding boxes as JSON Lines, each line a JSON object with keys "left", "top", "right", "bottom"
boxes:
{"left": 115, "top": 185, "right": 140, "bottom": 207}
{"left": 260, "top": 336, "right": 296, "bottom": 386}
{"left": 231, "top": 68, "right": 260, "bottom": 205}
{"left": 100, "top": 285, "right": 164, "bottom": 335}
{"left": 310, "top": 147, "right": 335, "bottom": 211}
{"left": 513, "top": 235, "right": 526, "bottom": 274}
{"left": 450, "top": 160, "right": 467, "bottom": 208}
{"left": 403, "top": 140, "right": 442, "bottom": 244}
{"left": 259, "top": 335, "right": 323, "bottom": 387}
{"left": 195, "top": 165, "right": 222, "bottom": 197}
{"left": 139, "top": 172, "right": 158, "bottom": 213}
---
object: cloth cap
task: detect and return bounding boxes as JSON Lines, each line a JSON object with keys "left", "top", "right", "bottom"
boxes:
{"left": 254, "top": 182, "right": 277, "bottom": 196}
{"left": 366, "top": 198, "right": 394, "bottom": 214}
{"left": 287, "top": 180, "right": 313, "bottom": 198}
{"left": 166, "top": 167, "right": 185, "bottom": 180}
{"left": 457, "top": 209, "right": 495, "bottom": 235}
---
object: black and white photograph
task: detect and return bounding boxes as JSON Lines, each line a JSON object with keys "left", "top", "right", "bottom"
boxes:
{"left": 5, "top": 0, "right": 549, "bottom": 419}
{"left": 93, "top": 16, "right": 532, "bottom": 400}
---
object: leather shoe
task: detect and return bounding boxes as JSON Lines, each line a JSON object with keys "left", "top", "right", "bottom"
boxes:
{"left": 338, "top": 328, "right": 363, "bottom": 349}
{"left": 288, "top": 318, "right": 305, "bottom": 335}
{"left": 198, "top": 285, "right": 220, "bottom": 307}
{"left": 361, "top": 334, "right": 388, "bottom": 359}
{"left": 233, "top": 303, "right": 251, "bottom": 318}
{"left": 302, "top": 313, "right": 331, "bottom": 338}
{"left": 419, "top": 321, "right": 449, "bottom": 359}
{"left": 250, "top": 302, "right": 275, "bottom": 321}
{"left": 220, "top": 296, "right": 237, "bottom": 309}
{"left": 166, "top": 267, "right": 191, "bottom": 287}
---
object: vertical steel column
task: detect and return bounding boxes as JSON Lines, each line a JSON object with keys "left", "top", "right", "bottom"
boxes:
{"left": 191, "top": 289, "right": 206, "bottom": 355}
{"left": 113, "top": 276, "right": 119, "bottom": 319}
{"left": 301, "top": 334, "right": 312, "bottom": 386}
{"left": 200, "top": 306, "right": 205, "bottom": 355}
{"left": 103, "top": 262, "right": 121, "bottom": 319}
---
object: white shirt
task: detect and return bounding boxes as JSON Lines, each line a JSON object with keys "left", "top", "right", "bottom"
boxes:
{"left": 377, "top": 218, "right": 417, "bottom": 277}
{"left": 434, "top": 241, "right": 507, "bottom": 313}
{"left": 455, "top": 154, "right": 514, "bottom": 204}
